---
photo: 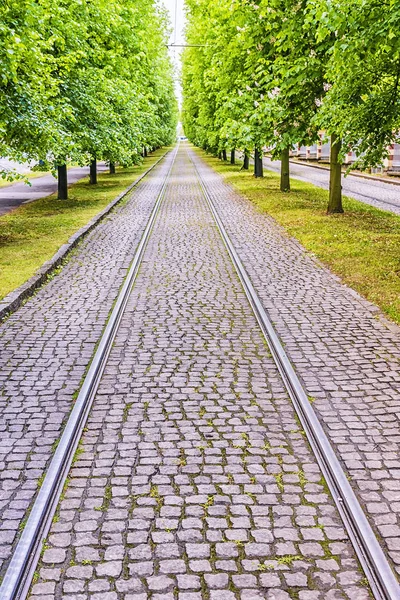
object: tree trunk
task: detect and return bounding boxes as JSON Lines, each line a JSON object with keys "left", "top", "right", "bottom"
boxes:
{"left": 222, "top": 149, "right": 227, "bottom": 161}
{"left": 243, "top": 150, "right": 249, "bottom": 170}
{"left": 230, "top": 149, "right": 235, "bottom": 164}
{"left": 57, "top": 165, "right": 68, "bottom": 200}
{"left": 254, "top": 148, "right": 263, "bottom": 177}
{"left": 90, "top": 158, "right": 97, "bottom": 185}
{"left": 328, "top": 133, "right": 343, "bottom": 213}
{"left": 280, "top": 146, "right": 290, "bottom": 192}
{"left": 109, "top": 162, "right": 116, "bottom": 174}
{"left": 219, "top": 152, "right": 222, "bottom": 160}
{"left": 144, "top": 147, "right": 148, "bottom": 157}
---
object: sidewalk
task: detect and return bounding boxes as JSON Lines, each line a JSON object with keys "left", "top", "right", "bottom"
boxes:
{"left": 289, "top": 157, "right": 400, "bottom": 186}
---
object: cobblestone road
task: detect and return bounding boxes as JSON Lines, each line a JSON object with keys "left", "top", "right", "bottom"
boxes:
{"left": 0, "top": 152, "right": 175, "bottom": 576}
{"left": 263, "top": 157, "right": 400, "bottom": 215}
{"left": 30, "top": 148, "right": 370, "bottom": 599}
{"left": 192, "top": 149, "right": 400, "bottom": 576}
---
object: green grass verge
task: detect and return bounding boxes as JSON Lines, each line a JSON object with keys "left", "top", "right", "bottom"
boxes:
{"left": 0, "top": 149, "right": 167, "bottom": 299}
{"left": 198, "top": 150, "right": 400, "bottom": 325}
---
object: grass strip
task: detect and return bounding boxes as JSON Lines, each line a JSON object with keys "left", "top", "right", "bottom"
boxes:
{"left": 199, "top": 150, "right": 400, "bottom": 325}
{"left": 0, "top": 150, "right": 167, "bottom": 299}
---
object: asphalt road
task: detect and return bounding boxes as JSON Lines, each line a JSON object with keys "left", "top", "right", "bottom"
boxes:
{"left": 0, "top": 163, "right": 108, "bottom": 216}
{"left": 264, "top": 157, "right": 400, "bottom": 215}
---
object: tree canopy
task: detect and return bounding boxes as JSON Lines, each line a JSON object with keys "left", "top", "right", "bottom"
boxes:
{"left": 182, "top": 0, "right": 400, "bottom": 211}
{"left": 0, "top": 0, "right": 178, "bottom": 179}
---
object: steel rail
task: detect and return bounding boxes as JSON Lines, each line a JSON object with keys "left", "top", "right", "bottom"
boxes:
{"left": 188, "top": 148, "right": 400, "bottom": 600}
{"left": 0, "top": 143, "right": 180, "bottom": 600}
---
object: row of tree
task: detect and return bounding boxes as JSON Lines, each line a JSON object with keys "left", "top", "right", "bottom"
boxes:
{"left": 0, "top": 0, "right": 178, "bottom": 198}
{"left": 181, "top": 0, "right": 400, "bottom": 213}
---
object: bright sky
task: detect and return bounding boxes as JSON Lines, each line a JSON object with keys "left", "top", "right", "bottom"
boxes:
{"left": 161, "top": 0, "right": 186, "bottom": 105}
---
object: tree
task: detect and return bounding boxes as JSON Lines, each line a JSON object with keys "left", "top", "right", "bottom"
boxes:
{"left": 0, "top": 0, "right": 178, "bottom": 196}
{"left": 311, "top": 0, "right": 400, "bottom": 172}
{"left": 182, "top": 0, "right": 326, "bottom": 191}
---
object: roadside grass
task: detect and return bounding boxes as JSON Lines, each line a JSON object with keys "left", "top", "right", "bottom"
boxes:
{"left": 0, "top": 149, "right": 167, "bottom": 299}
{"left": 198, "top": 150, "right": 400, "bottom": 325}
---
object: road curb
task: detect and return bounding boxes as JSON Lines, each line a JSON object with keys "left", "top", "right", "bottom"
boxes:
{"left": 288, "top": 159, "right": 400, "bottom": 186}
{"left": 0, "top": 151, "right": 168, "bottom": 322}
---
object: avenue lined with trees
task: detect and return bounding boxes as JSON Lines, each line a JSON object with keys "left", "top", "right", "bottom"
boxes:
{"left": 0, "top": 0, "right": 178, "bottom": 198}
{"left": 1, "top": 3, "right": 400, "bottom": 599}
{"left": 182, "top": 0, "right": 400, "bottom": 213}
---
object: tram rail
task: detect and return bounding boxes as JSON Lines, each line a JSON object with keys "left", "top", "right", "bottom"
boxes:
{"left": 0, "top": 144, "right": 179, "bottom": 600}
{"left": 187, "top": 147, "right": 400, "bottom": 600}
{"left": 0, "top": 142, "right": 399, "bottom": 599}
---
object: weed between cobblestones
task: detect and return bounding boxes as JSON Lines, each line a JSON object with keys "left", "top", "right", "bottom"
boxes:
{"left": 22, "top": 149, "right": 375, "bottom": 599}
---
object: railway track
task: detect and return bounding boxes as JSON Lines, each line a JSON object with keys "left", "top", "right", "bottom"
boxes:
{"left": 0, "top": 143, "right": 399, "bottom": 600}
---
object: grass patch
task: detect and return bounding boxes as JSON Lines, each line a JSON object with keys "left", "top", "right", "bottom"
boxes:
{"left": 198, "top": 150, "right": 400, "bottom": 325}
{"left": 0, "top": 150, "right": 167, "bottom": 299}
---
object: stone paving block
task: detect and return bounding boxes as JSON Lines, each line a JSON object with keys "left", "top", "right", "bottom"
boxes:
{"left": 0, "top": 154, "right": 175, "bottom": 577}
{"left": 26, "top": 148, "right": 372, "bottom": 598}
{"left": 194, "top": 149, "right": 400, "bottom": 576}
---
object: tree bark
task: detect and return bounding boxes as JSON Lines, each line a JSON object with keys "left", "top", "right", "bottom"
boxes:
{"left": 280, "top": 146, "right": 290, "bottom": 192}
{"left": 222, "top": 149, "right": 227, "bottom": 161}
{"left": 109, "top": 162, "right": 116, "bottom": 174}
{"left": 57, "top": 165, "right": 68, "bottom": 200}
{"left": 243, "top": 150, "right": 249, "bottom": 170}
{"left": 90, "top": 158, "right": 97, "bottom": 184}
{"left": 230, "top": 149, "right": 235, "bottom": 164}
{"left": 254, "top": 148, "right": 263, "bottom": 177}
{"left": 328, "top": 133, "right": 343, "bottom": 213}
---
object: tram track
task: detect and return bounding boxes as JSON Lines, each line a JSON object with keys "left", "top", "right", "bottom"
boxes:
{"left": 0, "top": 144, "right": 179, "bottom": 600}
{"left": 0, "top": 142, "right": 399, "bottom": 599}
{"left": 187, "top": 148, "right": 400, "bottom": 600}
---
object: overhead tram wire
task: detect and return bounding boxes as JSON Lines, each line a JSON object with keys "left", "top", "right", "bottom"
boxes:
{"left": 174, "top": 0, "right": 178, "bottom": 46}
{"left": 167, "top": 44, "right": 205, "bottom": 47}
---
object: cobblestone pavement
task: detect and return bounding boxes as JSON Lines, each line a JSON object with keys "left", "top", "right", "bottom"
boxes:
{"left": 0, "top": 152, "right": 175, "bottom": 576}
{"left": 30, "top": 147, "right": 370, "bottom": 600}
{"left": 192, "top": 147, "right": 400, "bottom": 576}
{"left": 263, "top": 157, "right": 400, "bottom": 215}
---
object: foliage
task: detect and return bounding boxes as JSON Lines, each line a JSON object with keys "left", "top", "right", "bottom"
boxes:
{"left": 182, "top": 0, "right": 326, "bottom": 156}
{"left": 0, "top": 0, "right": 177, "bottom": 176}
{"left": 182, "top": 0, "right": 400, "bottom": 171}
{"left": 311, "top": 0, "right": 400, "bottom": 169}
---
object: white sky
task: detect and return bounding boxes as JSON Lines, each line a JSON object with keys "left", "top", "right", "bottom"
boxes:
{"left": 161, "top": 0, "right": 186, "bottom": 105}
